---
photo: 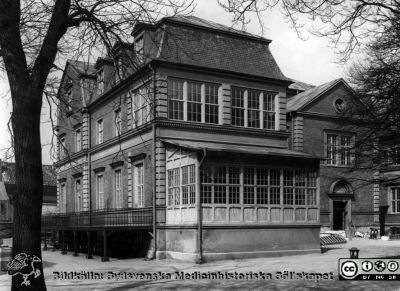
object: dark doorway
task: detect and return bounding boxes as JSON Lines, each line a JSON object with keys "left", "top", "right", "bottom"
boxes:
{"left": 333, "top": 201, "right": 347, "bottom": 230}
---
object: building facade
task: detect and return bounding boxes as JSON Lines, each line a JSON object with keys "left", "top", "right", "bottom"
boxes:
{"left": 48, "top": 16, "right": 322, "bottom": 262}
{"left": 287, "top": 79, "right": 377, "bottom": 235}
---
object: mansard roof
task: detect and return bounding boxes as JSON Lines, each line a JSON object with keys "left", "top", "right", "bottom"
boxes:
{"left": 68, "top": 60, "right": 96, "bottom": 77}
{"left": 135, "top": 16, "right": 290, "bottom": 82}
{"left": 287, "top": 78, "right": 350, "bottom": 112}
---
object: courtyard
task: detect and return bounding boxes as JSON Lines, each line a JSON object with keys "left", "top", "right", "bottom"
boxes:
{"left": 1, "top": 238, "right": 400, "bottom": 290}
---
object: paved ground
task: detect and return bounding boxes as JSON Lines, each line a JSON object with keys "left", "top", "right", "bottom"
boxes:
{"left": 1, "top": 238, "right": 400, "bottom": 290}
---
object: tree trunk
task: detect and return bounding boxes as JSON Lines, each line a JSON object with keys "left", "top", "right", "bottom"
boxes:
{"left": 11, "top": 87, "right": 46, "bottom": 291}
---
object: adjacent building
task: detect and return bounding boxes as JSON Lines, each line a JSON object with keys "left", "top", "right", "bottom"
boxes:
{"left": 0, "top": 161, "right": 57, "bottom": 238}
{"left": 47, "top": 15, "right": 322, "bottom": 262}
{"left": 287, "top": 79, "right": 377, "bottom": 235}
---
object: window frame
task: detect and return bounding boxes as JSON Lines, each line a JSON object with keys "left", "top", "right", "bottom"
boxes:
{"left": 75, "top": 128, "right": 82, "bottom": 152}
{"left": 167, "top": 78, "right": 221, "bottom": 125}
{"left": 114, "top": 168, "right": 123, "bottom": 209}
{"left": 96, "top": 173, "right": 105, "bottom": 210}
{"left": 133, "top": 162, "right": 144, "bottom": 208}
{"left": 75, "top": 178, "right": 82, "bottom": 212}
{"left": 97, "top": 68, "right": 104, "bottom": 94}
{"left": 390, "top": 187, "right": 400, "bottom": 214}
{"left": 231, "top": 86, "right": 278, "bottom": 130}
{"left": 132, "top": 85, "right": 151, "bottom": 128}
{"left": 97, "top": 118, "right": 104, "bottom": 144}
{"left": 114, "top": 108, "right": 122, "bottom": 136}
{"left": 200, "top": 164, "right": 318, "bottom": 207}
{"left": 325, "top": 131, "right": 355, "bottom": 166}
{"left": 59, "top": 182, "right": 66, "bottom": 213}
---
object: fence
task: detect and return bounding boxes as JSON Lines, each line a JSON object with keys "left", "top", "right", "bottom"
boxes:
{"left": 42, "top": 207, "right": 153, "bottom": 230}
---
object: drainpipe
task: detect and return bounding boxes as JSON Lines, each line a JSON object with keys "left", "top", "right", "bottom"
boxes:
{"left": 85, "top": 108, "right": 92, "bottom": 217}
{"left": 196, "top": 149, "right": 207, "bottom": 264}
{"left": 150, "top": 64, "right": 157, "bottom": 259}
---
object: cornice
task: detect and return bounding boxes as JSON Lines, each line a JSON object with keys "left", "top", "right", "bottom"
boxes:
{"left": 156, "top": 119, "right": 289, "bottom": 138}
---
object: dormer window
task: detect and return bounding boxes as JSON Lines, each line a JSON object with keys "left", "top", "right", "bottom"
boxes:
{"left": 97, "top": 68, "right": 104, "bottom": 94}
{"left": 59, "top": 136, "right": 66, "bottom": 159}
{"left": 135, "top": 36, "right": 144, "bottom": 63}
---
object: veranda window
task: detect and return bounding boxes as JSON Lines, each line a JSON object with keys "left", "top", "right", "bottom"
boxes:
{"left": 167, "top": 164, "right": 196, "bottom": 206}
{"left": 200, "top": 165, "right": 317, "bottom": 206}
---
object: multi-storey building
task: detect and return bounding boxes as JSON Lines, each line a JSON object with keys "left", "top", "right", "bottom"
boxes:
{"left": 46, "top": 16, "right": 322, "bottom": 262}
{"left": 287, "top": 79, "right": 376, "bottom": 235}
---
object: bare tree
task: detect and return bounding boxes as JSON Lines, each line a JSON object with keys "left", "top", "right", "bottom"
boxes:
{"left": 345, "top": 13, "right": 400, "bottom": 179}
{"left": 0, "top": 1, "right": 192, "bottom": 290}
{"left": 218, "top": 0, "right": 400, "bottom": 62}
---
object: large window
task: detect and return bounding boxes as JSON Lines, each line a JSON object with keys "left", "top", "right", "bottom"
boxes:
{"left": 134, "top": 163, "right": 144, "bottom": 207}
{"left": 132, "top": 86, "right": 150, "bottom": 127}
{"left": 231, "top": 86, "right": 277, "bottom": 129}
{"left": 114, "top": 169, "right": 122, "bottom": 208}
{"left": 59, "top": 182, "right": 66, "bottom": 213}
{"left": 167, "top": 164, "right": 196, "bottom": 206}
{"left": 200, "top": 165, "right": 317, "bottom": 206}
{"left": 231, "top": 87, "right": 245, "bottom": 127}
{"left": 168, "top": 78, "right": 220, "bottom": 124}
{"left": 187, "top": 82, "right": 202, "bottom": 122}
{"left": 96, "top": 174, "right": 104, "bottom": 209}
{"left": 97, "top": 119, "right": 104, "bottom": 144}
{"left": 391, "top": 187, "right": 400, "bottom": 213}
{"left": 75, "top": 179, "right": 82, "bottom": 212}
{"left": 168, "top": 79, "right": 184, "bottom": 120}
{"left": 326, "top": 133, "right": 354, "bottom": 166}
{"left": 75, "top": 128, "right": 82, "bottom": 152}
{"left": 114, "top": 108, "right": 122, "bottom": 136}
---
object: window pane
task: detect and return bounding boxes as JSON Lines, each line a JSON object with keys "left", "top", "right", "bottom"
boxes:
{"left": 231, "top": 87, "right": 245, "bottom": 126}
{"left": 257, "top": 187, "right": 268, "bottom": 204}
{"left": 214, "top": 186, "right": 226, "bottom": 204}
{"left": 270, "top": 187, "right": 280, "bottom": 204}
{"left": 229, "top": 167, "right": 240, "bottom": 184}
{"left": 243, "top": 187, "right": 255, "bottom": 204}
{"left": 283, "top": 188, "right": 293, "bottom": 205}
{"left": 263, "top": 92, "right": 276, "bottom": 130}
{"left": 228, "top": 186, "right": 240, "bottom": 204}
{"left": 168, "top": 79, "right": 184, "bottom": 120}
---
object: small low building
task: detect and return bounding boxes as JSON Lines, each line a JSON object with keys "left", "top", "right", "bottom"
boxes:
{"left": 0, "top": 161, "right": 57, "bottom": 239}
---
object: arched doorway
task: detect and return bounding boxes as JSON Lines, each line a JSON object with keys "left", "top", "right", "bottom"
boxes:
{"left": 328, "top": 180, "right": 354, "bottom": 231}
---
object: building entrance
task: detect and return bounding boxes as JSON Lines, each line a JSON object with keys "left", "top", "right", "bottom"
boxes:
{"left": 332, "top": 201, "right": 347, "bottom": 230}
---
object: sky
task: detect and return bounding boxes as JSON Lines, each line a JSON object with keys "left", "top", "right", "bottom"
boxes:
{"left": 0, "top": 1, "right": 348, "bottom": 165}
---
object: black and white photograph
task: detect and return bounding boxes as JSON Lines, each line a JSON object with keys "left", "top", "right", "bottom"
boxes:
{"left": 0, "top": 0, "right": 400, "bottom": 290}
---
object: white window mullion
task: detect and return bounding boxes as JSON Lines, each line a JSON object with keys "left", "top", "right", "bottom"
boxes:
{"left": 218, "top": 86, "right": 223, "bottom": 125}
{"left": 244, "top": 90, "right": 248, "bottom": 127}
{"left": 239, "top": 165, "right": 244, "bottom": 205}
{"left": 260, "top": 92, "right": 264, "bottom": 129}
{"left": 274, "top": 93, "right": 279, "bottom": 130}
{"left": 183, "top": 81, "right": 188, "bottom": 121}
{"left": 201, "top": 84, "right": 205, "bottom": 123}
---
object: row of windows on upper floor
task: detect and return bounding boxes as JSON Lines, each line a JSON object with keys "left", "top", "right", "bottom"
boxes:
{"left": 58, "top": 78, "right": 280, "bottom": 159}
{"left": 58, "top": 161, "right": 145, "bottom": 213}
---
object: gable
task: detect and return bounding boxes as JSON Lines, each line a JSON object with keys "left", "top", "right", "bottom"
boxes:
{"left": 302, "top": 83, "right": 354, "bottom": 116}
